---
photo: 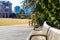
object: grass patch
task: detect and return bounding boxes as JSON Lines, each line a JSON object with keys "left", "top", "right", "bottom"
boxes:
{"left": 0, "top": 18, "right": 31, "bottom": 26}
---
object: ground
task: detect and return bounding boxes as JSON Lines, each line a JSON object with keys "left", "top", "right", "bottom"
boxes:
{"left": 0, "top": 18, "right": 33, "bottom": 40}
{"left": 0, "top": 24, "right": 33, "bottom": 40}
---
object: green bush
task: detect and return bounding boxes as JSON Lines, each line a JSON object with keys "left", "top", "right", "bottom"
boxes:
{"left": 45, "top": 0, "right": 60, "bottom": 28}
{"left": 24, "top": 0, "right": 60, "bottom": 29}
{"left": 35, "top": 0, "right": 60, "bottom": 28}
{"left": 36, "top": 12, "right": 46, "bottom": 26}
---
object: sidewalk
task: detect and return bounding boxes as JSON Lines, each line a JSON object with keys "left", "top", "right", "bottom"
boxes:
{"left": 0, "top": 24, "right": 33, "bottom": 40}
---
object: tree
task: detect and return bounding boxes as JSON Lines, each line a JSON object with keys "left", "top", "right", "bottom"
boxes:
{"left": 35, "top": 0, "right": 60, "bottom": 28}
{"left": 19, "top": 9, "right": 25, "bottom": 14}
{"left": 9, "top": 13, "right": 16, "bottom": 18}
{"left": 16, "top": 9, "right": 27, "bottom": 19}
{"left": 23, "top": 0, "right": 38, "bottom": 25}
{"left": 24, "top": 0, "right": 60, "bottom": 28}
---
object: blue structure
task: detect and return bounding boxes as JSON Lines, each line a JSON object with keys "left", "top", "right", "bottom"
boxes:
{"left": 0, "top": 1, "right": 12, "bottom": 18}
{"left": 14, "top": 6, "right": 20, "bottom": 13}
{"left": 22, "top": 5, "right": 34, "bottom": 13}
{"left": 22, "top": 0, "right": 34, "bottom": 14}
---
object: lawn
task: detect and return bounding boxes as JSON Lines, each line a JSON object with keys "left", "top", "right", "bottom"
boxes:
{"left": 0, "top": 18, "right": 31, "bottom": 26}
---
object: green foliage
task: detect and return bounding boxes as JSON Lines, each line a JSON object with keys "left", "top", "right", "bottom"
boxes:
{"left": 25, "top": 0, "right": 60, "bottom": 28}
{"left": 19, "top": 9, "right": 25, "bottom": 14}
{"left": 16, "top": 9, "right": 25, "bottom": 19}
{"left": 31, "top": 12, "right": 37, "bottom": 25}
{"left": 35, "top": 0, "right": 60, "bottom": 28}
{"left": 9, "top": 13, "right": 17, "bottom": 18}
{"left": 36, "top": 11, "right": 46, "bottom": 25}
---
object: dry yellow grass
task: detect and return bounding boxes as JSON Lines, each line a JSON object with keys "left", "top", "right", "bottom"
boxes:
{"left": 0, "top": 18, "right": 31, "bottom": 26}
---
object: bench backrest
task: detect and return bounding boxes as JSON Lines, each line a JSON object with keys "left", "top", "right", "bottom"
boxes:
{"left": 47, "top": 27, "right": 60, "bottom": 40}
{"left": 42, "top": 21, "right": 50, "bottom": 35}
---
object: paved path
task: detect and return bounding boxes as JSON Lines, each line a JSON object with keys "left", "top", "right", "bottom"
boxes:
{"left": 0, "top": 24, "right": 33, "bottom": 40}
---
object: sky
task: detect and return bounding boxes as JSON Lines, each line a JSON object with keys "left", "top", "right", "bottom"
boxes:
{"left": 0, "top": 0, "right": 24, "bottom": 12}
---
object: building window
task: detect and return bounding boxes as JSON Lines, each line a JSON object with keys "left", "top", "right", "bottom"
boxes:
{"left": 0, "top": 7, "right": 2, "bottom": 12}
{"left": 5, "top": 9, "right": 9, "bottom": 12}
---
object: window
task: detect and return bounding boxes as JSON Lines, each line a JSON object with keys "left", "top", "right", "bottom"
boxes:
{"left": 5, "top": 9, "right": 9, "bottom": 12}
{"left": 0, "top": 7, "right": 2, "bottom": 12}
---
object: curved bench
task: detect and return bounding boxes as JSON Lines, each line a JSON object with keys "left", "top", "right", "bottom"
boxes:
{"left": 27, "top": 22, "right": 60, "bottom": 40}
{"left": 27, "top": 21, "right": 50, "bottom": 40}
{"left": 47, "top": 27, "right": 60, "bottom": 40}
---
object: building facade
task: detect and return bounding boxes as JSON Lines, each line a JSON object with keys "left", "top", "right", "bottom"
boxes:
{"left": 0, "top": 1, "right": 12, "bottom": 18}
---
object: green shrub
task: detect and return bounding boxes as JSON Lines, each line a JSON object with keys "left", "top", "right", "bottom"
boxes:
{"left": 35, "top": 0, "right": 60, "bottom": 29}
{"left": 36, "top": 12, "right": 46, "bottom": 26}
{"left": 45, "top": 0, "right": 60, "bottom": 28}
{"left": 24, "top": 0, "right": 60, "bottom": 29}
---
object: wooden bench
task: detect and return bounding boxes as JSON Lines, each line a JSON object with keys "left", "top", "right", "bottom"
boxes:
{"left": 27, "top": 21, "right": 60, "bottom": 40}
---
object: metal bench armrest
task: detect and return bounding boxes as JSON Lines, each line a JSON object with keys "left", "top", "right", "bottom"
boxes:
{"left": 29, "top": 34, "right": 47, "bottom": 40}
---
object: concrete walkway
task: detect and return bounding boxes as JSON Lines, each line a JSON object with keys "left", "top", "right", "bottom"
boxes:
{"left": 0, "top": 24, "right": 33, "bottom": 40}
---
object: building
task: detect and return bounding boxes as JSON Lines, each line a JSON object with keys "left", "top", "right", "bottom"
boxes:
{"left": 0, "top": 1, "right": 12, "bottom": 18}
